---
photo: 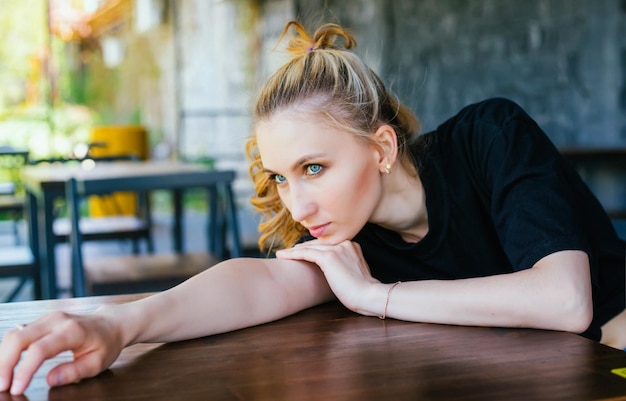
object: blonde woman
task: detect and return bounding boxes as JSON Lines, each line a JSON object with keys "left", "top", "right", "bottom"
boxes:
{"left": 1, "top": 21, "right": 624, "bottom": 395}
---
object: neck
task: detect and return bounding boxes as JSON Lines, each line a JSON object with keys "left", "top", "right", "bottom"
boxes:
{"left": 370, "top": 162, "right": 429, "bottom": 243}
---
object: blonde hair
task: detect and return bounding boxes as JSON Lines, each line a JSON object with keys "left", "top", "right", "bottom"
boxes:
{"left": 247, "top": 21, "right": 422, "bottom": 252}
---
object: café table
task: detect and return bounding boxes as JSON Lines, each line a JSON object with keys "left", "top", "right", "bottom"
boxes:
{"left": 0, "top": 145, "right": 29, "bottom": 161}
{"left": 21, "top": 161, "right": 220, "bottom": 299}
{"left": 1, "top": 295, "right": 626, "bottom": 400}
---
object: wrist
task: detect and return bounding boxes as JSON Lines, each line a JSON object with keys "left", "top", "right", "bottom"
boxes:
{"left": 379, "top": 281, "right": 401, "bottom": 319}
{"left": 93, "top": 302, "right": 145, "bottom": 347}
{"left": 357, "top": 281, "right": 401, "bottom": 318}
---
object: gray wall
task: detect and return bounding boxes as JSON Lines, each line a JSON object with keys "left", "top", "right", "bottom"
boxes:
{"left": 294, "top": 0, "right": 626, "bottom": 147}
{"left": 279, "top": 0, "right": 626, "bottom": 236}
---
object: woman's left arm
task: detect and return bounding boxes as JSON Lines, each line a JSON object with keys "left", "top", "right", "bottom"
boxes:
{"left": 277, "top": 244, "right": 593, "bottom": 333}
{"left": 377, "top": 249, "right": 592, "bottom": 332}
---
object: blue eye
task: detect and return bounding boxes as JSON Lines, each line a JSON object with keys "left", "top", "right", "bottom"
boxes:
{"left": 306, "top": 164, "right": 322, "bottom": 175}
{"left": 272, "top": 174, "right": 287, "bottom": 184}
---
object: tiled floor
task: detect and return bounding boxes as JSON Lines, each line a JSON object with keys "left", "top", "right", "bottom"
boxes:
{"left": 0, "top": 210, "right": 262, "bottom": 302}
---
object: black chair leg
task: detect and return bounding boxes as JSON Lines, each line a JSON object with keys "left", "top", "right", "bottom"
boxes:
{"left": 146, "top": 235, "right": 154, "bottom": 253}
{"left": 12, "top": 214, "right": 20, "bottom": 245}
{"left": 4, "top": 278, "right": 28, "bottom": 302}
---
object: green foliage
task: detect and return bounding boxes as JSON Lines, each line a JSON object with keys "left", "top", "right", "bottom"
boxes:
{"left": 0, "top": 0, "right": 47, "bottom": 110}
{"left": 0, "top": 1, "right": 98, "bottom": 158}
{"left": 0, "top": 103, "right": 96, "bottom": 159}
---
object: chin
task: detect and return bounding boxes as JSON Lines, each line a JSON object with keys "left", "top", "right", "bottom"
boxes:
{"left": 316, "top": 238, "right": 340, "bottom": 245}
{"left": 316, "top": 233, "right": 352, "bottom": 246}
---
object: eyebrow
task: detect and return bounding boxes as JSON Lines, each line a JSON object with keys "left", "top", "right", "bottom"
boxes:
{"left": 262, "top": 153, "right": 327, "bottom": 174}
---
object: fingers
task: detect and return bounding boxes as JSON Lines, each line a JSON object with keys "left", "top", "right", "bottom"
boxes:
{"left": 10, "top": 321, "right": 85, "bottom": 394}
{"left": 277, "top": 240, "right": 379, "bottom": 311}
{"left": 276, "top": 241, "right": 370, "bottom": 285}
{"left": 291, "top": 239, "right": 360, "bottom": 251}
{"left": 0, "top": 328, "right": 20, "bottom": 392}
{"left": 47, "top": 352, "right": 104, "bottom": 388}
{"left": 0, "top": 320, "right": 50, "bottom": 394}
{"left": 0, "top": 312, "right": 92, "bottom": 395}
{"left": 277, "top": 241, "right": 363, "bottom": 266}
{"left": 276, "top": 247, "right": 330, "bottom": 269}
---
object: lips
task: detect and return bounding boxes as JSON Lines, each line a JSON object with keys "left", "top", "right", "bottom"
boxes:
{"left": 308, "top": 223, "right": 329, "bottom": 238}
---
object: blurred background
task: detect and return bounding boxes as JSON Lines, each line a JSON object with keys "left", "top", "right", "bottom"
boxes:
{"left": 0, "top": 0, "right": 625, "bottom": 245}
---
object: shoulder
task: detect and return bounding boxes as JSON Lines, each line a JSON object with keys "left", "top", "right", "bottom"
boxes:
{"left": 417, "top": 98, "right": 533, "bottom": 150}
{"left": 420, "top": 98, "right": 562, "bottom": 187}
{"left": 438, "top": 97, "right": 533, "bottom": 134}
{"left": 417, "top": 97, "right": 555, "bottom": 174}
{"left": 430, "top": 98, "right": 550, "bottom": 154}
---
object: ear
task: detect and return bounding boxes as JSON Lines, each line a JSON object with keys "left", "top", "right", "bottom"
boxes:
{"left": 372, "top": 124, "right": 398, "bottom": 172}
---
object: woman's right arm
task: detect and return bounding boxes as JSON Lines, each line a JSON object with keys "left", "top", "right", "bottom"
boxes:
{"left": 0, "top": 257, "right": 333, "bottom": 395}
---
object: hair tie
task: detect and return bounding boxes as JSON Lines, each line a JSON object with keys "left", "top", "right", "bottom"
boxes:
{"left": 307, "top": 45, "right": 315, "bottom": 53}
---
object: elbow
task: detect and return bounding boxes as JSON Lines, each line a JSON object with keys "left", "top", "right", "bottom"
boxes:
{"left": 531, "top": 250, "right": 594, "bottom": 334}
{"left": 554, "top": 284, "right": 593, "bottom": 334}
{"left": 562, "top": 301, "right": 593, "bottom": 334}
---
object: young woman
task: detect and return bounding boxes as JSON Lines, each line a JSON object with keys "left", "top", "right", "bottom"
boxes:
{"left": 0, "top": 21, "right": 624, "bottom": 395}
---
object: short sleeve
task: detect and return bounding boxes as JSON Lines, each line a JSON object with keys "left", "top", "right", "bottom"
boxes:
{"left": 459, "top": 99, "right": 591, "bottom": 270}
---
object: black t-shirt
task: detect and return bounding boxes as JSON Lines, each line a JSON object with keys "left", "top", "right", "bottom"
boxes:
{"left": 353, "top": 98, "right": 625, "bottom": 341}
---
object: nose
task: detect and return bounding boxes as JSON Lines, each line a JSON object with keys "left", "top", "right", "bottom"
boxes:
{"left": 286, "top": 184, "right": 317, "bottom": 223}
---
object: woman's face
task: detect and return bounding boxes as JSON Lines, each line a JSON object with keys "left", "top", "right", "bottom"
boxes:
{"left": 256, "top": 111, "right": 384, "bottom": 244}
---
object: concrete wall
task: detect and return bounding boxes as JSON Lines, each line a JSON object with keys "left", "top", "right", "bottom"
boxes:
{"left": 283, "top": 0, "right": 626, "bottom": 235}
{"left": 293, "top": 0, "right": 626, "bottom": 146}
{"left": 110, "top": 0, "right": 626, "bottom": 242}
{"left": 114, "top": 0, "right": 626, "bottom": 167}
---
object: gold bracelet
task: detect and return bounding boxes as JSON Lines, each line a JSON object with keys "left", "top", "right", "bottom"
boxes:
{"left": 379, "top": 281, "right": 401, "bottom": 320}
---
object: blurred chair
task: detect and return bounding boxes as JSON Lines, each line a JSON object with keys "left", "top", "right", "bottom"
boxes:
{"left": 0, "top": 147, "right": 29, "bottom": 244}
{"left": 29, "top": 154, "right": 154, "bottom": 254}
{"left": 66, "top": 169, "right": 241, "bottom": 297}
{"left": 0, "top": 146, "right": 37, "bottom": 301}
{"left": 0, "top": 245, "right": 36, "bottom": 302}
{"left": 0, "top": 189, "right": 25, "bottom": 245}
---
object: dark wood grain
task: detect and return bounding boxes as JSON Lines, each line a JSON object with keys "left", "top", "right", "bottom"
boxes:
{"left": 1, "top": 295, "right": 626, "bottom": 400}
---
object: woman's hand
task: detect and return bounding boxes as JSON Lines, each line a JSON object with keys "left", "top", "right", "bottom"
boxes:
{"left": 276, "top": 240, "right": 384, "bottom": 315}
{"left": 0, "top": 309, "right": 124, "bottom": 395}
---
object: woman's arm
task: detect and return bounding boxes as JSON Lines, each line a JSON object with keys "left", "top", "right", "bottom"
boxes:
{"left": 278, "top": 244, "right": 593, "bottom": 333}
{"left": 376, "top": 250, "right": 593, "bottom": 332}
{"left": 113, "top": 257, "right": 333, "bottom": 345}
{"left": 0, "top": 257, "right": 333, "bottom": 395}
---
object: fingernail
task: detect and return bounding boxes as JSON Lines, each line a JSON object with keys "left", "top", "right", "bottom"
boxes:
{"left": 48, "top": 372, "right": 63, "bottom": 387}
{"left": 10, "top": 379, "right": 23, "bottom": 395}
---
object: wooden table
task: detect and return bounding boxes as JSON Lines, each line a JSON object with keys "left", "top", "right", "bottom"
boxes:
{"left": 21, "top": 161, "right": 216, "bottom": 299}
{"left": 2, "top": 295, "right": 626, "bottom": 400}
